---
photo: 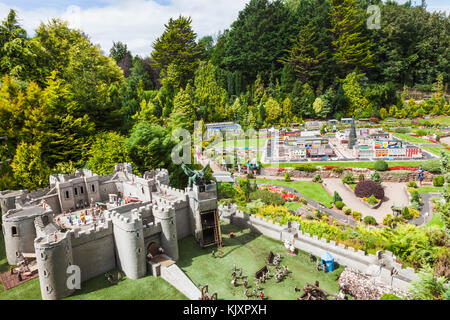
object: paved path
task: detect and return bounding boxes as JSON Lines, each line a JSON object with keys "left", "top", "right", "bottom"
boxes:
{"left": 411, "top": 193, "right": 443, "bottom": 226}
{"left": 322, "top": 179, "right": 410, "bottom": 224}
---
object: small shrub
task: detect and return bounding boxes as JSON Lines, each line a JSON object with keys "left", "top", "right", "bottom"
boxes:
{"left": 364, "top": 216, "right": 377, "bottom": 225}
{"left": 371, "top": 171, "right": 382, "bottom": 183}
{"left": 218, "top": 183, "right": 236, "bottom": 200}
{"left": 351, "top": 211, "right": 362, "bottom": 221}
{"left": 409, "top": 208, "right": 420, "bottom": 218}
{"left": 368, "top": 195, "right": 378, "bottom": 205}
{"left": 423, "top": 159, "right": 442, "bottom": 173}
{"left": 373, "top": 160, "right": 389, "bottom": 171}
{"left": 333, "top": 191, "right": 342, "bottom": 203}
{"left": 355, "top": 180, "right": 385, "bottom": 199}
{"left": 394, "top": 127, "right": 411, "bottom": 134}
{"left": 402, "top": 207, "right": 412, "bottom": 220}
{"left": 247, "top": 172, "right": 254, "bottom": 179}
{"left": 358, "top": 173, "right": 365, "bottom": 182}
{"left": 306, "top": 215, "right": 313, "bottom": 220}
{"left": 312, "top": 174, "right": 323, "bottom": 183}
{"left": 411, "top": 191, "right": 421, "bottom": 205}
{"left": 433, "top": 176, "right": 444, "bottom": 187}
{"left": 285, "top": 171, "right": 291, "bottom": 182}
{"left": 335, "top": 201, "right": 345, "bottom": 210}
{"left": 415, "top": 129, "right": 427, "bottom": 137}
{"left": 342, "top": 173, "right": 355, "bottom": 184}
{"left": 380, "top": 294, "right": 402, "bottom": 300}
{"left": 332, "top": 167, "right": 345, "bottom": 174}
{"left": 295, "top": 164, "right": 317, "bottom": 172}
{"left": 342, "top": 206, "right": 352, "bottom": 215}
{"left": 407, "top": 181, "right": 418, "bottom": 188}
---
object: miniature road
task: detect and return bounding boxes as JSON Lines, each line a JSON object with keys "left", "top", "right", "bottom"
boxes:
{"left": 410, "top": 193, "right": 443, "bottom": 226}
{"left": 322, "top": 179, "right": 410, "bottom": 224}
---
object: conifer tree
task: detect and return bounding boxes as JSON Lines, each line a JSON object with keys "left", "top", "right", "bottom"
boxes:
{"left": 330, "top": 0, "right": 374, "bottom": 76}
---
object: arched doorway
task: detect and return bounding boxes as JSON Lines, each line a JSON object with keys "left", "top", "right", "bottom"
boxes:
{"left": 147, "top": 242, "right": 159, "bottom": 257}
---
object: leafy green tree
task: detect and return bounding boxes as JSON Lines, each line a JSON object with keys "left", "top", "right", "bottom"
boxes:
{"left": 151, "top": 16, "right": 203, "bottom": 87}
{"left": 342, "top": 72, "right": 372, "bottom": 116}
{"left": 330, "top": 0, "right": 374, "bottom": 76}
{"left": 171, "top": 85, "right": 196, "bottom": 131}
{"left": 109, "top": 41, "right": 133, "bottom": 77}
{"left": 87, "top": 132, "right": 130, "bottom": 175}
{"left": 11, "top": 142, "right": 51, "bottom": 190}
{"left": 222, "top": 0, "right": 296, "bottom": 84}
{"left": 264, "top": 97, "right": 282, "bottom": 124}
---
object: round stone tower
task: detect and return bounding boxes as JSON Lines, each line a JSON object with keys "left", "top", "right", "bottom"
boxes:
{"left": 0, "top": 192, "right": 16, "bottom": 215}
{"left": 153, "top": 200, "right": 178, "bottom": 260}
{"left": 109, "top": 210, "right": 146, "bottom": 280}
{"left": 34, "top": 232, "right": 74, "bottom": 300}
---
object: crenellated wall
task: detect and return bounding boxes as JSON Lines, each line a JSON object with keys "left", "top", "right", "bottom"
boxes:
{"left": 219, "top": 204, "right": 419, "bottom": 291}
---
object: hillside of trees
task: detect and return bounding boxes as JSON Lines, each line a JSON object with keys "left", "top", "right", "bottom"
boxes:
{"left": 0, "top": 0, "right": 449, "bottom": 190}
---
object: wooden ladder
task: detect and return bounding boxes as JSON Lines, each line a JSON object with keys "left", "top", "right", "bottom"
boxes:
{"left": 213, "top": 209, "right": 223, "bottom": 257}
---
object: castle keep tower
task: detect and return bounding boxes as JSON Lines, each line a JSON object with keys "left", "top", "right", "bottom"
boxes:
{"left": 34, "top": 232, "right": 75, "bottom": 300}
{"left": 153, "top": 200, "right": 179, "bottom": 260}
{"left": 188, "top": 182, "right": 220, "bottom": 248}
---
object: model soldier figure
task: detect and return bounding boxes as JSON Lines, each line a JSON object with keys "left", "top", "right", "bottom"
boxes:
{"left": 238, "top": 268, "right": 242, "bottom": 278}
{"left": 243, "top": 279, "right": 248, "bottom": 288}
{"left": 244, "top": 288, "right": 250, "bottom": 299}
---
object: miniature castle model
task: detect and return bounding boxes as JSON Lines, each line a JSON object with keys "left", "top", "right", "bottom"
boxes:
{"left": 0, "top": 163, "right": 220, "bottom": 300}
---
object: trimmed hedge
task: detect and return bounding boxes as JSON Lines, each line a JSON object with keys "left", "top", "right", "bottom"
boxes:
{"left": 364, "top": 216, "right": 377, "bottom": 225}
{"left": 423, "top": 159, "right": 442, "bottom": 173}
{"left": 295, "top": 164, "right": 317, "bottom": 172}
{"left": 433, "top": 176, "right": 444, "bottom": 187}
{"left": 373, "top": 160, "right": 388, "bottom": 171}
{"left": 249, "top": 189, "right": 286, "bottom": 206}
{"left": 355, "top": 180, "right": 385, "bottom": 200}
{"left": 335, "top": 201, "right": 345, "bottom": 210}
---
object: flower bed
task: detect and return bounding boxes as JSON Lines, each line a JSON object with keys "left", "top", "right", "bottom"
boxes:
{"left": 388, "top": 166, "right": 418, "bottom": 171}
{"left": 258, "top": 185, "right": 306, "bottom": 203}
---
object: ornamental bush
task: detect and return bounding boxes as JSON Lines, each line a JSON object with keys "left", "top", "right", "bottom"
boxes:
{"left": 433, "top": 176, "right": 445, "bottom": 187}
{"left": 358, "top": 173, "right": 365, "bottom": 182}
{"left": 402, "top": 207, "right": 412, "bottom": 220}
{"left": 342, "top": 173, "right": 355, "bottom": 184}
{"left": 415, "top": 129, "right": 427, "bottom": 137}
{"left": 407, "top": 181, "right": 418, "bottom": 188}
{"left": 333, "top": 191, "right": 342, "bottom": 203}
{"left": 394, "top": 127, "right": 411, "bottom": 134}
{"left": 364, "top": 216, "right": 377, "bottom": 225}
{"left": 374, "top": 160, "right": 389, "bottom": 171}
{"left": 355, "top": 180, "right": 385, "bottom": 200}
{"left": 335, "top": 201, "right": 345, "bottom": 210}
{"left": 371, "top": 171, "right": 382, "bottom": 183}
{"left": 295, "top": 164, "right": 317, "bottom": 172}
{"left": 423, "top": 159, "right": 442, "bottom": 173}
{"left": 368, "top": 195, "right": 378, "bottom": 205}
{"left": 342, "top": 206, "right": 352, "bottom": 215}
{"left": 285, "top": 171, "right": 291, "bottom": 182}
{"left": 351, "top": 211, "right": 362, "bottom": 221}
{"left": 332, "top": 167, "right": 345, "bottom": 174}
{"left": 312, "top": 174, "right": 323, "bottom": 183}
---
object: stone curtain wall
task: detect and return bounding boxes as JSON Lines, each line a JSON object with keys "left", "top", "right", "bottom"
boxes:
{"left": 219, "top": 205, "right": 418, "bottom": 291}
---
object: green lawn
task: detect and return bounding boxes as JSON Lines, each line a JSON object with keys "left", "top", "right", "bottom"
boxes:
{"left": 177, "top": 223, "right": 344, "bottom": 300}
{"left": 422, "top": 146, "right": 450, "bottom": 157}
{"left": 417, "top": 116, "right": 450, "bottom": 126}
{"left": 284, "top": 202, "right": 303, "bottom": 211}
{"left": 416, "top": 186, "right": 443, "bottom": 194}
{"left": 426, "top": 212, "right": 444, "bottom": 228}
{"left": 263, "top": 160, "right": 425, "bottom": 169}
{"left": 0, "top": 230, "right": 187, "bottom": 300}
{"left": 256, "top": 179, "right": 334, "bottom": 208}
{"left": 393, "top": 133, "right": 430, "bottom": 143}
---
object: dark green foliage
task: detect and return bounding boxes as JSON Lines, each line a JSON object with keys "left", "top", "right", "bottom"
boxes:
{"left": 358, "top": 173, "right": 365, "bottom": 182}
{"left": 364, "top": 216, "right": 377, "bottom": 225}
{"left": 335, "top": 201, "right": 345, "bottom": 210}
{"left": 285, "top": 171, "right": 291, "bottom": 182}
{"left": 402, "top": 207, "right": 412, "bottom": 220}
{"left": 433, "top": 176, "right": 445, "bottom": 187}
{"left": 355, "top": 180, "right": 385, "bottom": 199}
{"left": 394, "top": 127, "right": 411, "bottom": 134}
{"left": 312, "top": 174, "right": 323, "bottom": 183}
{"left": 333, "top": 191, "right": 342, "bottom": 203}
{"left": 373, "top": 160, "right": 388, "bottom": 171}
{"left": 371, "top": 171, "right": 382, "bottom": 183}
{"left": 295, "top": 164, "right": 317, "bottom": 172}
{"left": 423, "top": 159, "right": 442, "bottom": 174}
{"left": 218, "top": 183, "right": 236, "bottom": 200}
{"left": 249, "top": 189, "right": 286, "bottom": 206}
{"left": 342, "top": 173, "right": 355, "bottom": 184}
{"left": 332, "top": 167, "right": 345, "bottom": 174}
